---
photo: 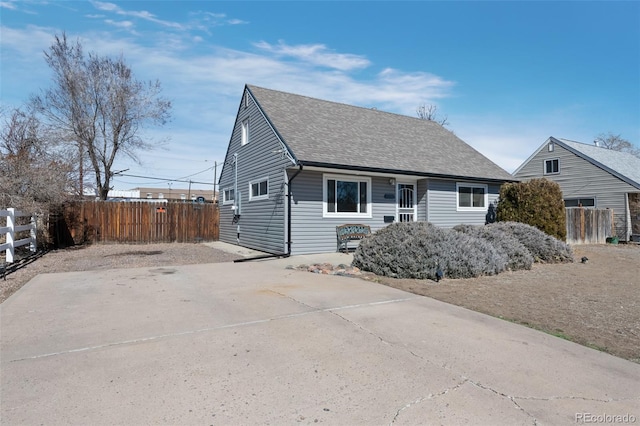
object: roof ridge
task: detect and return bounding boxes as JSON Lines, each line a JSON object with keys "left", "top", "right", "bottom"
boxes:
{"left": 246, "top": 84, "right": 442, "bottom": 126}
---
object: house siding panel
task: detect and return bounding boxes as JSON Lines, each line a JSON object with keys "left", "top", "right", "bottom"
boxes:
{"left": 417, "top": 179, "right": 428, "bottom": 222}
{"left": 427, "top": 179, "right": 499, "bottom": 227}
{"left": 289, "top": 170, "right": 397, "bottom": 255}
{"left": 218, "top": 90, "right": 291, "bottom": 254}
{"left": 514, "top": 144, "right": 637, "bottom": 238}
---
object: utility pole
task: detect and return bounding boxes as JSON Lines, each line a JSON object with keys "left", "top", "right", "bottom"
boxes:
{"left": 213, "top": 161, "right": 217, "bottom": 203}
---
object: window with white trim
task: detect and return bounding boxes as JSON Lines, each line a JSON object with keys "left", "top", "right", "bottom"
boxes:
{"left": 323, "top": 174, "right": 371, "bottom": 218}
{"left": 249, "top": 178, "right": 269, "bottom": 201}
{"left": 222, "top": 188, "right": 235, "bottom": 205}
{"left": 544, "top": 158, "right": 559, "bottom": 174}
{"left": 456, "top": 183, "right": 487, "bottom": 210}
{"left": 241, "top": 119, "right": 249, "bottom": 146}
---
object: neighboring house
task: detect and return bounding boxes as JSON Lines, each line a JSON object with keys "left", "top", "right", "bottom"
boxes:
{"left": 104, "top": 187, "right": 216, "bottom": 202}
{"left": 513, "top": 136, "right": 640, "bottom": 241}
{"left": 218, "top": 85, "right": 515, "bottom": 255}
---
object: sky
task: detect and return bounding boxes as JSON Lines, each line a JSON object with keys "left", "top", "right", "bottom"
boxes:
{"left": 1, "top": 1, "right": 639, "bottom": 192}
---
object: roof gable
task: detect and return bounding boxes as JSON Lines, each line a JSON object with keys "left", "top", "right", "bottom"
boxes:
{"left": 246, "top": 85, "right": 514, "bottom": 182}
{"left": 558, "top": 138, "right": 640, "bottom": 188}
{"left": 515, "top": 137, "right": 640, "bottom": 189}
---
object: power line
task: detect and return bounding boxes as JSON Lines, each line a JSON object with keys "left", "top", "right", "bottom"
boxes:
{"left": 175, "top": 164, "right": 216, "bottom": 181}
{"left": 114, "top": 172, "right": 214, "bottom": 186}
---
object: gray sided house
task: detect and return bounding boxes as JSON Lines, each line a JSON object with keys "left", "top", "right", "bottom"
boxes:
{"left": 513, "top": 137, "right": 640, "bottom": 241}
{"left": 218, "top": 85, "right": 515, "bottom": 255}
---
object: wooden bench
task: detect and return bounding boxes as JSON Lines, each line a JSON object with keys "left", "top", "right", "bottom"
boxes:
{"left": 336, "top": 224, "right": 371, "bottom": 252}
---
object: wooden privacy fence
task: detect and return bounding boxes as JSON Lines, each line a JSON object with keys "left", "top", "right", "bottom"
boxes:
{"left": 565, "top": 207, "right": 613, "bottom": 245}
{"left": 54, "top": 201, "right": 219, "bottom": 245}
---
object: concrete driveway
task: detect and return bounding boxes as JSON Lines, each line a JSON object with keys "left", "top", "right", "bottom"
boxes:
{"left": 1, "top": 254, "right": 639, "bottom": 425}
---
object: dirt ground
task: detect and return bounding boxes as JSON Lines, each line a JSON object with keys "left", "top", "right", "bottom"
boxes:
{"left": 372, "top": 244, "right": 640, "bottom": 363}
{"left": 2, "top": 242, "right": 638, "bottom": 363}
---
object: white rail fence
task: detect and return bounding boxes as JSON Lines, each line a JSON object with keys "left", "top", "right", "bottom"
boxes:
{"left": 1, "top": 208, "right": 37, "bottom": 263}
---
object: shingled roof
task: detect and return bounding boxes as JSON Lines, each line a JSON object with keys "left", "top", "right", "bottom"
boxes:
{"left": 555, "top": 138, "right": 640, "bottom": 189}
{"left": 247, "top": 85, "right": 514, "bottom": 182}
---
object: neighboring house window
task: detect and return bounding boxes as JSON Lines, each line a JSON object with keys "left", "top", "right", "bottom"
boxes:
{"left": 158, "top": 193, "right": 164, "bottom": 199}
{"left": 565, "top": 198, "right": 596, "bottom": 208}
{"left": 146, "top": 193, "right": 152, "bottom": 199}
{"left": 548, "top": 141, "right": 554, "bottom": 152}
{"left": 241, "top": 119, "right": 249, "bottom": 146}
{"left": 249, "top": 177, "right": 269, "bottom": 201}
{"left": 457, "top": 183, "right": 487, "bottom": 210}
{"left": 544, "top": 159, "right": 559, "bottom": 174}
{"left": 180, "top": 194, "right": 186, "bottom": 200}
{"left": 323, "top": 174, "right": 372, "bottom": 218}
{"left": 223, "top": 188, "right": 235, "bottom": 205}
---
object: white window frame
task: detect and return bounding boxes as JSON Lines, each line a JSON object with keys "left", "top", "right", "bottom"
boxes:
{"left": 544, "top": 158, "right": 559, "bottom": 175}
{"left": 456, "top": 182, "right": 488, "bottom": 211}
{"left": 249, "top": 177, "right": 269, "bottom": 201}
{"left": 323, "top": 174, "right": 372, "bottom": 218}
{"left": 241, "top": 119, "right": 249, "bottom": 146}
{"left": 222, "top": 187, "right": 235, "bottom": 205}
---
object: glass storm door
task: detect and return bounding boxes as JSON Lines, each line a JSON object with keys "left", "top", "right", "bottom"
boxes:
{"left": 397, "top": 183, "right": 416, "bottom": 222}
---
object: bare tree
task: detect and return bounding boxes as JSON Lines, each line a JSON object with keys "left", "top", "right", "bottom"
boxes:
{"left": 0, "top": 106, "right": 74, "bottom": 213}
{"left": 32, "top": 33, "right": 172, "bottom": 200}
{"left": 594, "top": 132, "right": 640, "bottom": 157}
{"left": 416, "top": 103, "right": 449, "bottom": 127}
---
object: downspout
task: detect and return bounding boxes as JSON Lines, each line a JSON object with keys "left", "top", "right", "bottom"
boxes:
{"left": 233, "top": 162, "right": 303, "bottom": 263}
{"left": 287, "top": 163, "right": 304, "bottom": 255}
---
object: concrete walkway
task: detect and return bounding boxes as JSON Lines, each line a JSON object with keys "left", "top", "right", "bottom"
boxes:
{"left": 1, "top": 250, "right": 639, "bottom": 425}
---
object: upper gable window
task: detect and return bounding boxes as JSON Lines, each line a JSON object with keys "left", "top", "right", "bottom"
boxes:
{"left": 544, "top": 159, "right": 559, "bottom": 175}
{"left": 457, "top": 183, "right": 487, "bottom": 211}
{"left": 241, "top": 119, "right": 249, "bottom": 146}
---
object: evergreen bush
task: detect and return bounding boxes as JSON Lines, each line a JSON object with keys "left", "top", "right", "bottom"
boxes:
{"left": 453, "top": 224, "right": 534, "bottom": 271}
{"left": 352, "top": 222, "right": 508, "bottom": 280}
{"left": 496, "top": 178, "right": 566, "bottom": 240}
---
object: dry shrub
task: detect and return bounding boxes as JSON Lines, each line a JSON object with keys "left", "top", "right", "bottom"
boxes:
{"left": 453, "top": 224, "right": 534, "bottom": 271}
{"left": 353, "top": 222, "right": 507, "bottom": 280}
{"left": 487, "top": 221, "right": 573, "bottom": 264}
{"left": 353, "top": 221, "right": 573, "bottom": 281}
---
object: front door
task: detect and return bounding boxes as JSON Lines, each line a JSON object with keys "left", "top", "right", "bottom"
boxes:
{"left": 397, "top": 183, "right": 416, "bottom": 222}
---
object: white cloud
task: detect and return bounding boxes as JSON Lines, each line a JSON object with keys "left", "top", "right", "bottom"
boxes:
{"left": 254, "top": 40, "right": 370, "bottom": 71}
{"left": 104, "top": 19, "right": 134, "bottom": 29}
{"left": 91, "top": 1, "right": 118, "bottom": 12}
{"left": 90, "top": 1, "right": 183, "bottom": 30}
{"left": 0, "top": 1, "right": 17, "bottom": 10}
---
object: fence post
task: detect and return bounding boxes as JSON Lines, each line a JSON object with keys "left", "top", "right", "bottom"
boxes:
{"left": 30, "top": 214, "right": 37, "bottom": 252}
{"left": 6, "top": 208, "right": 15, "bottom": 263}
